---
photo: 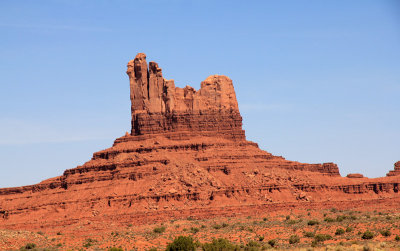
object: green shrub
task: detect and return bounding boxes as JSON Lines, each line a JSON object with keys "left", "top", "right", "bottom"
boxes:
{"left": 286, "top": 215, "right": 290, "bottom": 220}
{"left": 268, "top": 239, "right": 276, "bottom": 247}
{"left": 395, "top": 235, "right": 400, "bottom": 241}
{"left": 287, "top": 219, "right": 297, "bottom": 225}
{"left": 307, "top": 220, "right": 319, "bottom": 226}
{"left": 335, "top": 228, "right": 345, "bottom": 235}
{"left": 303, "top": 231, "right": 314, "bottom": 238}
{"left": 314, "top": 234, "right": 332, "bottom": 243}
{"left": 166, "top": 236, "right": 196, "bottom": 251}
{"left": 361, "top": 230, "right": 374, "bottom": 240}
{"left": 324, "top": 217, "right": 335, "bottom": 223}
{"left": 20, "top": 243, "right": 36, "bottom": 250}
{"left": 191, "top": 227, "right": 199, "bottom": 234}
{"left": 153, "top": 226, "right": 166, "bottom": 233}
{"left": 363, "top": 246, "right": 371, "bottom": 251}
{"left": 83, "top": 238, "right": 96, "bottom": 248}
{"left": 262, "top": 217, "right": 267, "bottom": 222}
{"left": 336, "top": 215, "right": 347, "bottom": 222}
{"left": 289, "top": 235, "right": 300, "bottom": 244}
{"left": 202, "top": 238, "right": 239, "bottom": 251}
{"left": 212, "top": 223, "right": 228, "bottom": 230}
{"left": 346, "top": 226, "right": 354, "bottom": 232}
{"left": 108, "top": 248, "right": 124, "bottom": 251}
{"left": 258, "top": 236, "right": 264, "bottom": 241}
{"left": 380, "top": 229, "right": 391, "bottom": 237}
{"left": 244, "top": 240, "right": 260, "bottom": 251}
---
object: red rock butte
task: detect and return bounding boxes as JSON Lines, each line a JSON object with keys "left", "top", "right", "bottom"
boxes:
{"left": 0, "top": 53, "right": 399, "bottom": 231}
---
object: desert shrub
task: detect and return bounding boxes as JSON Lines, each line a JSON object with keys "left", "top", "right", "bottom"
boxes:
{"left": 336, "top": 215, "right": 347, "bottom": 222}
{"left": 202, "top": 238, "right": 239, "bottom": 251}
{"left": 331, "top": 208, "right": 338, "bottom": 213}
{"left": 346, "top": 226, "right": 354, "bottom": 232}
{"left": 267, "top": 239, "right": 276, "bottom": 247}
{"left": 307, "top": 220, "right": 319, "bottom": 226}
{"left": 287, "top": 219, "right": 297, "bottom": 225}
{"left": 222, "top": 222, "right": 229, "bottom": 228}
{"left": 153, "top": 226, "right": 166, "bottom": 233}
{"left": 324, "top": 217, "right": 335, "bottom": 223}
{"left": 148, "top": 248, "right": 158, "bottom": 251}
{"left": 314, "top": 234, "right": 332, "bottom": 243}
{"left": 335, "top": 228, "right": 345, "bottom": 235}
{"left": 395, "top": 235, "right": 400, "bottom": 241}
{"left": 166, "top": 236, "right": 195, "bottom": 251}
{"left": 108, "top": 248, "right": 123, "bottom": 251}
{"left": 361, "top": 230, "right": 374, "bottom": 240}
{"left": 258, "top": 236, "right": 264, "bottom": 241}
{"left": 244, "top": 240, "right": 260, "bottom": 251}
{"left": 289, "top": 235, "right": 300, "bottom": 244}
{"left": 380, "top": 229, "right": 391, "bottom": 237}
{"left": 286, "top": 215, "right": 290, "bottom": 220}
{"left": 303, "top": 231, "right": 314, "bottom": 238}
{"left": 20, "top": 243, "right": 36, "bottom": 250}
{"left": 191, "top": 227, "right": 199, "bottom": 234}
{"left": 83, "top": 238, "right": 96, "bottom": 248}
{"left": 350, "top": 215, "right": 357, "bottom": 220}
{"left": 263, "top": 217, "right": 267, "bottom": 222}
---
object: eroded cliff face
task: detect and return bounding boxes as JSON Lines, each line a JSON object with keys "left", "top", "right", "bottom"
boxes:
{"left": 1, "top": 53, "right": 399, "bottom": 233}
{"left": 126, "top": 53, "right": 244, "bottom": 140}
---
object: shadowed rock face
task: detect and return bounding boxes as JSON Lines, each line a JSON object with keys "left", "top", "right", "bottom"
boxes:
{"left": 126, "top": 53, "right": 244, "bottom": 140}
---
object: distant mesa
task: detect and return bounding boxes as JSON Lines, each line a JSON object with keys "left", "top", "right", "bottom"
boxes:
{"left": 346, "top": 173, "right": 364, "bottom": 179}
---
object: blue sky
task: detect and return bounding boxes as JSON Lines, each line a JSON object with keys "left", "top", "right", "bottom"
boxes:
{"left": 0, "top": 0, "right": 399, "bottom": 187}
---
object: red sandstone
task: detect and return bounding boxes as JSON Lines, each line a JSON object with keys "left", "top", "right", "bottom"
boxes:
{"left": 0, "top": 53, "right": 399, "bottom": 234}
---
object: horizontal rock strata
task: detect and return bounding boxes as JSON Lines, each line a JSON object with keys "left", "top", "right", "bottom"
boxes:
{"left": 0, "top": 53, "right": 398, "bottom": 232}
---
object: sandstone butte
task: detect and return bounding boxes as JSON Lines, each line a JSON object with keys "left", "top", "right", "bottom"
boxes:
{"left": 1, "top": 53, "right": 400, "bottom": 233}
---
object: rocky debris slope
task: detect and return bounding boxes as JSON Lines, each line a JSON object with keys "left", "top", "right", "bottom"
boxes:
{"left": 0, "top": 53, "right": 399, "bottom": 231}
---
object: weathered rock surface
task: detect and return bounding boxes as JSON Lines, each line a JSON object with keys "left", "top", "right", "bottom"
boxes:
{"left": 0, "top": 53, "right": 399, "bottom": 232}
{"left": 386, "top": 161, "right": 400, "bottom": 176}
{"left": 127, "top": 53, "right": 244, "bottom": 140}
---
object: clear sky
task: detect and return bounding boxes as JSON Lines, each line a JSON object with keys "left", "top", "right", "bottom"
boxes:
{"left": 0, "top": 0, "right": 399, "bottom": 188}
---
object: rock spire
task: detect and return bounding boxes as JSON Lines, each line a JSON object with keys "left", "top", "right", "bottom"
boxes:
{"left": 126, "top": 53, "right": 245, "bottom": 140}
